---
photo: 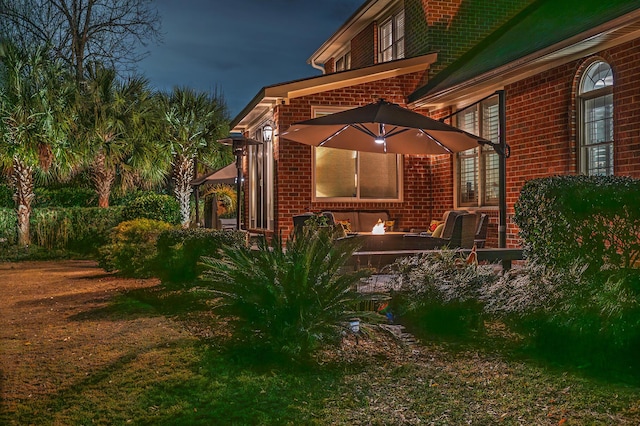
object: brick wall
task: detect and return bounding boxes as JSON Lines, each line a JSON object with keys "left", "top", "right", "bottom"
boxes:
{"left": 351, "top": 22, "right": 376, "bottom": 69}
{"left": 275, "top": 72, "right": 432, "bottom": 239}
{"left": 405, "top": 0, "right": 534, "bottom": 77}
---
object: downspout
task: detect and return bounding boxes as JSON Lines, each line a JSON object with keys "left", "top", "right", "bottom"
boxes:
{"left": 498, "top": 89, "right": 507, "bottom": 249}
{"left": 310, "top": 56, "right": 326, "bottom": 74}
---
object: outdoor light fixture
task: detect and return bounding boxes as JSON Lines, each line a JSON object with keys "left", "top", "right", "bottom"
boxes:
{"left": 374, "top": 123, "right": 386, "bottom": 144}
{"left": 262, "top": 124, "right": 273, "bottom": 143}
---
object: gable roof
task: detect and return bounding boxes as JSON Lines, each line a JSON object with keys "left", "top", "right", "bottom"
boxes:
{"left": 408, "top": 0, "right": 640, "bottom": 108}
{"left": 231, "top": 53, "right": 436, "bottom": 131}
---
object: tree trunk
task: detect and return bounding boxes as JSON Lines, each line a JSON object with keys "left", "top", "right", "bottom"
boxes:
{"left": 91, "top": 151, "right": 115, "bottom": 208}
{"left": 173, "top": 155, "right": 194, "bottom": 228}
{"left": 11, "top": 157, "right": 35, "bottom": 247}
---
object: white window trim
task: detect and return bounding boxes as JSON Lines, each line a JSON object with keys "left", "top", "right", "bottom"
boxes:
{"left": 452, "top": 96, "right": 501, "bottom": 209}
{"left": 378, "top": 7, "right": 405, "bottom": 63}
{"left": 577, "top": 61, "right": 614, "bottom": 176}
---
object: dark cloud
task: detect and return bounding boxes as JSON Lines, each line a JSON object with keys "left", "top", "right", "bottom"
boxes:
{"left": 137, "top": 0, "right": 363, "bottom": 116}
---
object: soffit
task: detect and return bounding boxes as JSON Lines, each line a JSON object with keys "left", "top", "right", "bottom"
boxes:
{"left": 308, "top": 0, "right": 402, "bottom": 66}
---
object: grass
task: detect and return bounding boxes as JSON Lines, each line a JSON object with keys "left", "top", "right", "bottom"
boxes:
{"left": 3, "top": 283, "right": 640, "bottom": 425}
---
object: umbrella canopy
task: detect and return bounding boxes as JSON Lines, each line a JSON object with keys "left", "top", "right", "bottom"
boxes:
{"left": 190, "top": 163, "right": 237, "bottom": 186}
{"left": 280, "top": 99, "right": 489, "bottom": 155}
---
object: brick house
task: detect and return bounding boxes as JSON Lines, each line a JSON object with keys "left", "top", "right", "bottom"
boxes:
{"left": 229, "top": 0, "right": 640, "bottom": 247}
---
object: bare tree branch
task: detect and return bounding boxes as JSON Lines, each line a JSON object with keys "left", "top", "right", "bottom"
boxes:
{"left": 0, "top": 0, "right": 162, "bottom": 82}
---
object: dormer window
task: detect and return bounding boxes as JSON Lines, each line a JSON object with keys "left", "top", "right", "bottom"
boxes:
{"left": 379, "top": 9, "right": 405, "bottom": 63}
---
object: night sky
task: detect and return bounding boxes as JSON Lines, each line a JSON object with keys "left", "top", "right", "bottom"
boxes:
{"left": 137, "top": 0, "right": 363, "bottom": 117}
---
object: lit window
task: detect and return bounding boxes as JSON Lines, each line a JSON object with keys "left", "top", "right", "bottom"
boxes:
{"left": 379, "top": 10, "right": 404, "bottom": 63}
{"left": 579, "top": 61, "right": 614, "bottom": 176}
{"left": 455, "top": 96, "right": 500, "bottom": 207}
{"left": 313, "top": 109, "right": 401, "bottom": 201}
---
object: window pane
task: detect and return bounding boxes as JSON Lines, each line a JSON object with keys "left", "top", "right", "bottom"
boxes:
{"left": 459, "top": 149, "right": 478, "bottom": 205}
{"left": 581, "top": 61, "right": 613, "bottom": 93}
{"left": 587, "top": 144, "right": 613, "bottom": 176}
{"left": 359, "top": 152, "right": 398, "bottom": 199}
{"left": 315, "top": 147, "right": 356, "bottom": 197}
{"left": 483, "top": 151, "right": 499, "bottom": 204}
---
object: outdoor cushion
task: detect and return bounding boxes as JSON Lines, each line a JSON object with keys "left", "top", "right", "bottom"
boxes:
{"left": 432, "top": 223, "right": 445, "bottom": 238}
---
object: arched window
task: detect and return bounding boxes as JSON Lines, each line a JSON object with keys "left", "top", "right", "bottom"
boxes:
{"left": 578, "top": 61, "right": 614, "bottom": 175}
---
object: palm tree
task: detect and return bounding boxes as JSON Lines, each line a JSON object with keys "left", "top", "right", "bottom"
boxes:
{"left": 0, "top": 42, "right": 76, "bottom": 246}
{"left": 79, "top": 64, "right": 163, "bottom": 207}
{"left": 156, "top": 87, "right": 231, "bottom": 228}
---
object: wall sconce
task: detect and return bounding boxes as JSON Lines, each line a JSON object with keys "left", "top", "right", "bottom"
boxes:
{"left": 262, "top": 124, "right": 273, "bottom": 143}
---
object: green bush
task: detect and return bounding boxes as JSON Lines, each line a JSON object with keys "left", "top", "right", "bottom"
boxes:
{"left": 0, "top": 206, "right": 121, "bottom": 255}
{"left": 29, "top": 207, "right": 123, "bottom": 254}
{"left": 514, "top": 175, "right": 640, "bottom": 271}
{"left": 0, "top": 208, "right": 17, "bottom": 244}
{"left": 0, "top": 185, "right": 13, "bottom": 208}
{"left": 121, "top": 193, "right": 181, "bottom": 225}
{"left": 199, "top": 229, "right": 380, "bottom": 360}
{"left": 155, "top": 228, "right": 247, "bottom": 283}
{"left": 389, "top": 249, "right": 499, "bottom": 335}
{"left": 484, "top": 260, "right": 640, "bottom": 365}
{"left": 98, "top": 218, "right": 175, "bottom": 277}
{"left": 34, "top": 186, "right": 97, "bottom": 207}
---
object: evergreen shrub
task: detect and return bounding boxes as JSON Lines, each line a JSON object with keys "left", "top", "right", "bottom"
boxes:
{"left": 121, "top": 193, "right": 181, "bottom": 225}
{"left": 155, "top": 228, "right": 247, "bottom": 283}
{"left": 514, "top": 175, "right": 640, "bottom": 271}
{"left": 199, "top": 229, "right": 381, "bottom": 359}
{"left": 389, "top": 249, "right": 499, "bottom": 335}
{"left": 98, "top": 218, "right": 175, "bottom": 277}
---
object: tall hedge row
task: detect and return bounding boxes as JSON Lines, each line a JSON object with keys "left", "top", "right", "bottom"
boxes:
{"left": 514, "top": 175, "right": 640, "bottom": 271}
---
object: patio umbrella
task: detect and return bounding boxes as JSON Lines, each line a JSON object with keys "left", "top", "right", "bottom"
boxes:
{"left": 280, "top": 99, "right": 490, "bottom": 154}
{"left": 190, "top": 163, "right": 237, "bottom": 186}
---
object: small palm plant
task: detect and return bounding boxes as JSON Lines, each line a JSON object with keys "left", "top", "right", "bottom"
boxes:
{"left": 200, "top": 228, "right": 379, "bottom": 359}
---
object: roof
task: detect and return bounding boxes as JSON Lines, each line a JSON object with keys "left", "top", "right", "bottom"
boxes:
{"left": 230, "top": 53, "right": 437, "bottom": 131}
{"left": 408, "top": 0, "right": 640, "bottom": 107}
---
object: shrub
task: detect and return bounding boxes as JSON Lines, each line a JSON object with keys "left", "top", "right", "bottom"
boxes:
{"left": 514, "top": 175, "right": 640, "bottom": 271}
{"left": 34, "top": 186, "right": 97, "bottom": 207}
{"left": 199, "top": 229, "right": 380, "bottom": 359}
{"left": 389, "top": 249, "right": 499, "bottom": 335}
{"left": 155, "top": 228, "right": 247, "bottom": 283}
{"left": 0, "top": 208, "right": 17, "bottom": 244}
{"left": 485, "top": 260, "right": 640, "bottom": 365}
{"left": 0, "top": 185, "right": 13, "bottom": 208}
{"left": 121, "top": 193, "right": 180, "bottom": 225}
{"left": 28, "top": 207, "right": 123, "bottom": 254}
{"left": 98, "top": 218, "right": 175, "bottom": 277}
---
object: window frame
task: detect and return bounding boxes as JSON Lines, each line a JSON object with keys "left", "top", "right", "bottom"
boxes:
{"left": 335, "top": 50, "right": 351, "bottom": 72}
{"left": 453, "top": 95, "right": 500, "bottom": 209}
{"left": 578, "top": 60, "right": 614, "bottom": 176}
{"left": 378, "top": 8, "right": 405, "bottom": 63}
{"left": 311, "top": 106, "right": 404, "bottom": 203}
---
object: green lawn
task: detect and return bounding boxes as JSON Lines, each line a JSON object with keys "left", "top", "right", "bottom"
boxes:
{"left": 3, "top": 285, "right": 640, "bottom": 425}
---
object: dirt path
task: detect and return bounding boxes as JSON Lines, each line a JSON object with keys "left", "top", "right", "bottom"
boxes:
{"left": 0, "top": 260, "right": 188, "bottom": 413}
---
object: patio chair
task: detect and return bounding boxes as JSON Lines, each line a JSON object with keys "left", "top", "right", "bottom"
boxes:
{"left": 403, "top": 212, "right": 477, "bottom": 250}
{"left": 474, "top": 213, "right": 489, "bottom": 248}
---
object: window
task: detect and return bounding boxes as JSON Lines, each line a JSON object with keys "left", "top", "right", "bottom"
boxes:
{"left": 335, "top": 51, "right": 351, "bottom": 72}
{"left": 455, "top": 96, "right": 500, "bottom": 207}
{"left": 579, "top": 61, "right": 614, "bottom": 176}
{"left": 379, "top": 9, "right": 404, "bottom": 63}
{"left": 248, "top": 125, "right": 274, "bottom": 229}
{"left": 313, "top": 108, "right": 402, "bottom": 201}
